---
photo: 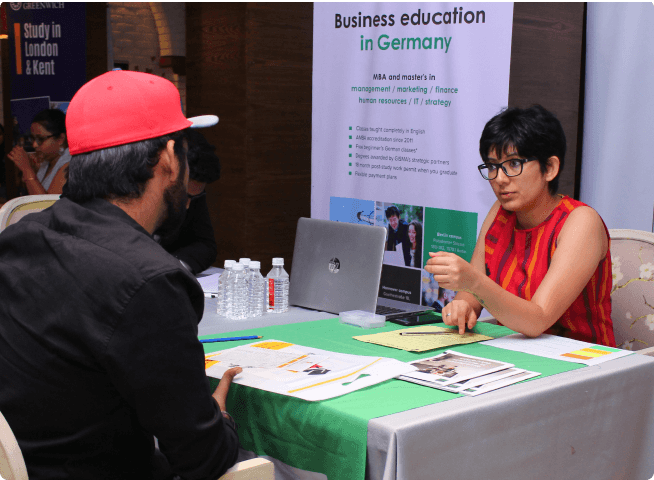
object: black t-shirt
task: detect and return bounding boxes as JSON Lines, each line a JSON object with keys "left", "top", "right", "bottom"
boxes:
{"left": 160, "top": 194, "right": 218, "bottom": 274}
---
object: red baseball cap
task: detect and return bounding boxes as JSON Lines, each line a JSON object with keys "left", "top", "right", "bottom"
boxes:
{"left": 66, "top": 70, "right": 218, "bottom": 155}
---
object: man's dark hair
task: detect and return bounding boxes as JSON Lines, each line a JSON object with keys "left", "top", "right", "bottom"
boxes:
{"left": 186, "top": 129, "right": 221, "bottom": 184}
{"left": 479, "top": 105, "right": 566, "bottom": 194}
{"left": 62, "top": 130, "right": 187, "bottom": 203}
{"left": 385, "top": 205, "right": 401, "bottom": 219}
{"left": 33, "top": 109, "right": 66, "bottom": 137}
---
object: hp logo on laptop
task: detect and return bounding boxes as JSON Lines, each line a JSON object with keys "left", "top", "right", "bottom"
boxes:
{"left": 328, "top": 257, "right": 340, "bottom": 273}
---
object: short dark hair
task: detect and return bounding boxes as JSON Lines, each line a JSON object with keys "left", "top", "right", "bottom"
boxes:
{"left": 479, "top": 105, "right": 566, "bottom": 194}
{"left": 385, "top": 205, "right": 401, "bottom": 219}
{"left": 186, "top": 129, "right": 221, "bottom": 184}
{"left": 62, "top": 130, "right": 187, "bottom": 203}
{"left": 32, "top": 109, "right": 66, "bottom": 138}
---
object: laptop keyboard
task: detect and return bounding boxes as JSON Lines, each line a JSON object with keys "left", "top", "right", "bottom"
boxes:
{"left": 375, "top": 305, "right": 405, "bottom": 315}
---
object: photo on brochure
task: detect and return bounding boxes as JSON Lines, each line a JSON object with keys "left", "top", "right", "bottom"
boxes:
{"left": 401, "top": 350, "right": 514, "bottom": 386}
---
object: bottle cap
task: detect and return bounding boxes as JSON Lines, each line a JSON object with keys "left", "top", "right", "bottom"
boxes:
{"left": 232, "top": 264, "right": 244, "bottom": 271}
{"left": 239, "top": 258, "right": 251, "bottom": 266}
{"left": 250, "top": 261, "right": 261, "bottom": 269}
{"left": 224, "top": 260, "right": 236, "bottom": 268}
{"left": 272, "top": 257, "right": 284, "bottom": 266}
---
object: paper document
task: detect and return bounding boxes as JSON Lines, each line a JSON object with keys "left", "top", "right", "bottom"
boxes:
{"left": 481, "top": 334, "right": 633, "bottom": 366}
{"left": 353, "top": 325, "right": 493, "bottom": 352}
{"left": 437, "top": 367, "right": 528, "bottom": 393}
{"left": 205, "top": 340, "right": 417, "bottom": 401}
{"left": 399, "top": 350, "right": 514, "bottom": 386}
{"left": 197, "top": 273, "right": 221, "bottom": 293}
{"left": 459, "top": 369, "right": 541, "bottom": 396}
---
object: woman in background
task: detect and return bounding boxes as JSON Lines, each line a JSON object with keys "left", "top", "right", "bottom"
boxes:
{"left": 7, "top": 109, "right": 70, "bottom": 195}
{"left": 404, "top": 220, "right": 423, "bottom": 268}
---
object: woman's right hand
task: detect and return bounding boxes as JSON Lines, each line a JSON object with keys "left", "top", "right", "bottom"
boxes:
{"left": 7, "top": 145, "right": 33, "bottom": 174}
{"left": 442, "top": 299, "right": 478, "bottom": 334}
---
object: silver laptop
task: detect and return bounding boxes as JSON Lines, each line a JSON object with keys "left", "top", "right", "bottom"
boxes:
{"left": 289, "top": 217, "right": 433, "bottom": 319}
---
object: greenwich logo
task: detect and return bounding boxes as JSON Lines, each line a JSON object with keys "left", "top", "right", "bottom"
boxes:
{"left": 10, "top": 3, "right": 65, "bottom": 10}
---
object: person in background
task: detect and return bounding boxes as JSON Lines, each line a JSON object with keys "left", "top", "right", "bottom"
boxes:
{"left": 0, "top": 70, "right": 241, "bottom": 480}
{"left": 159, "top": 128, "right": 220, "bottom": 274}
{"left": 404, "top": 220, "right": 423, "bottom": 268}
{"left": 385, "top": 205, "right": 408, "bottom": 251}
{"left": 7, "top": 109, "right": 71, "bottom": 195}
{"left": 426, "top": 105, "right": 615, "bottom": 346}
{"left": 431, "top": 287, "right": 448, "bottom": 314}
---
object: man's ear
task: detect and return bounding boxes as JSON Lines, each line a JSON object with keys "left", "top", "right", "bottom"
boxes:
{"left": 545, "top": 156, "right": 560, "bottom": 182}
{"left": 157, "top": 139, "right": 179, "bottom": 182}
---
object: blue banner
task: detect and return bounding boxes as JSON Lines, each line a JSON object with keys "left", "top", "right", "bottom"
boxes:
{"left": 5, "top": 2, "right": 87, "bottom": 102}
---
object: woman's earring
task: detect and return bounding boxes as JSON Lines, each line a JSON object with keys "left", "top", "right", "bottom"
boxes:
{"left": 59, "top": 146, "right": 65, "bottom": 155}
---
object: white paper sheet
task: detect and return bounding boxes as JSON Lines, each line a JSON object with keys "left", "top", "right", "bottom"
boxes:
{"left": 197, "top": 272, "right": 221, "bottom": 293}
{"left": 482, "top": 334, "right": 633, "bottom": 366}
{"left": 205, "top": 340, "right": 417, "bottom": 401}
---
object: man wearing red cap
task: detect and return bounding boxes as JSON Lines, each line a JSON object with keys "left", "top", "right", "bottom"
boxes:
{"left": 0, "top": 71, "right": 241, "bottom": 480}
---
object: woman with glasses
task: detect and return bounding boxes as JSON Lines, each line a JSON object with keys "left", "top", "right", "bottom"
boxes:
{"left": 425, "top": 105, "right": 615, "bottom": 346}
{"left": 7, "top": 109, "right": 70, "bottom": 195}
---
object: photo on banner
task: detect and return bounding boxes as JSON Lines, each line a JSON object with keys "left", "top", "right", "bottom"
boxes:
{"left": 313, "top": 2, "right": 514, "bottom": 308}
{"left": 330, "top": 196, "right": 477, "bottom": 306}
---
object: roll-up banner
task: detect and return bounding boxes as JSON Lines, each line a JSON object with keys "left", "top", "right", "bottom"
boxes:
{"left": 580, "top": 2, "right": 654, "bottom": 231}
{"left": 5, "top": 2, "right": 87, "bottom": 140}
{"left": 312, "top": 3, "right": 514, "bottom": 308}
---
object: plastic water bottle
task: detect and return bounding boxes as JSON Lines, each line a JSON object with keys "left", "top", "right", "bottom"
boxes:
{"left": 217, "top": 260, "right": 236, "bottom": 316}
{"left": 266, "top": 257, "right": 289, "bottom": 313}
{"left": 239, "top": 258, "right": 251, "bottom": 270}
{"left": 227, "top": 263, "right": 248, "bottom": 320}
{"left": 239, "top": 258, "right": 251, "bottom": 297}
{"left": 248, "top": 261, "right": 265, "bottom": 317}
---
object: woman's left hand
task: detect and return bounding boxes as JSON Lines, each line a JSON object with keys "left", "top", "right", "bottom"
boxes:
{"left": 425, "top": 251, "right": 480, "bottom": 292}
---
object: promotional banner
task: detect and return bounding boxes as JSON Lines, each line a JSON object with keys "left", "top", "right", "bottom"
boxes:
{"left": 580, "top": 2, "right": 654, "bottom": 231}
{"left": 5, "top": 2, "right": 86, "bottom": 141}
{"left": 312, "top": 3, "right": 513, "bottom": 307}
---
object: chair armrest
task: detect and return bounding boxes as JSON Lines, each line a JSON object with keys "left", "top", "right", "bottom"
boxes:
{"left": 217, "top": 457, "right": 274, "bottom": 480}
{"left": 636, "top": 346, "right": 654, "bottom": 357}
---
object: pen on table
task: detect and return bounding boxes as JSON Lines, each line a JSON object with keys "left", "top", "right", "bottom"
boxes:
{"left": 399, "top": 331, "right": 458, "bottom": 336}
{"left": 200, "top": 335, "right": 262, "bottom": 343}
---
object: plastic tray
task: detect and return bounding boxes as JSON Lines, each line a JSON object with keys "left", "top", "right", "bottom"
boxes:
{"left": 339, "top": 310, "right": 386, "bottom": 329}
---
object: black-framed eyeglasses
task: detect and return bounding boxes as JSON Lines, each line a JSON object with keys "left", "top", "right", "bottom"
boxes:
{"left": 188, "top": 190, "right": 207, "bottom": 202}
{"left": 31, "top": 134, "right": 55, "bottom": 146}
{"left": 477, "top": 158, "right": 538, "bottom": 180}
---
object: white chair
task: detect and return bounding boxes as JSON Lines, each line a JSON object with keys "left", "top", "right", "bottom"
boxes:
{"left": 609, "top": 229, "right": 654, "bottom": 356}
{"left": 218, "top": 457, "right": 274, "bottom": 480}
{"left": 1, "top": 408, "right": 273, "bottom": 480}
{"left": 0, "top": 195, "right": 60, "bottom": 232}
{"left": 0, "top": 410, "right": 28, "bottom": 480}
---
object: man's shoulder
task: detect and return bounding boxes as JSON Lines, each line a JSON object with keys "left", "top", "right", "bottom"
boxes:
{"left": 6, "top": 198, "right": 194, "bottom": 285}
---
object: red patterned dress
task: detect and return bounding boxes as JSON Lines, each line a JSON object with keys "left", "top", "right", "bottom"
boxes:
{"left": 485, "top": 196, "right": 615, "bottom": 346}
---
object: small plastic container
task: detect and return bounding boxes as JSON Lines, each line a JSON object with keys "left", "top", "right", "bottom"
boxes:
{"left": 339, "top": 310, "right": 386, "bottom": 329}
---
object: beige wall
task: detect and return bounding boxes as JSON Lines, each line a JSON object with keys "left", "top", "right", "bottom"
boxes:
{"left": 108, "top": 2, "right": 186, "bottom": 112}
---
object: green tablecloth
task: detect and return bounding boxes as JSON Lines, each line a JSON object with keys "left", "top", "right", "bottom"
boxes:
{"left": 203, "top": 317, "right": 583, "bottom": 480}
